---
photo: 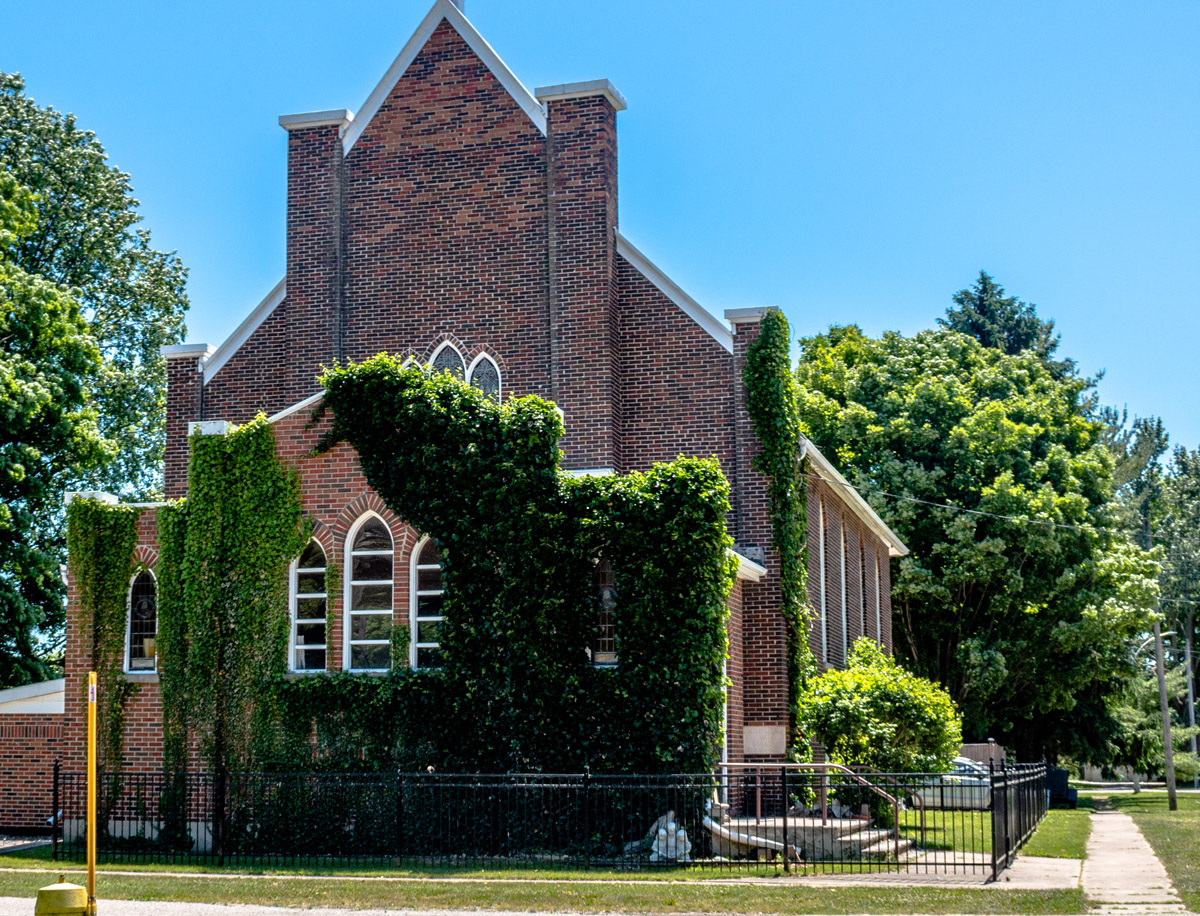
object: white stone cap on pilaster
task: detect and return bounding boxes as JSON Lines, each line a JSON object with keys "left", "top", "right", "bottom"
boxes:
{"left": 278, "top": 109, "right": 354, "bottom": 131}
{"left": 63, "top": 490, "right": 118, "bottom": 506}
{"left": 535, "top": 79, "right": 627, "bottom": 111}
{"left": 190, "top": 420, "right": 232, "bottom": 437}
{"left": 161, "top": 343, "right": 215, "bottom": 360}
{"left": 724, "top": 307, "right": 776, "bottom": 325}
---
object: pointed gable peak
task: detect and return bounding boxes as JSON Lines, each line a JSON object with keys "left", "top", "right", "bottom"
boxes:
{"left": 341, "top": 0, "right": 547, "bottom": 153}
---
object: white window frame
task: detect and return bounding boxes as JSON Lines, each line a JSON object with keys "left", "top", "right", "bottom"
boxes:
{"left": 818, "top": 496, "right": 828, "bottom": 666}
{"left": 875, "top": 553, "right": 883, "bottom": 646}
{"left": 466, "top": 353, "right": 502, "bottom": 400}
{"left": 839, "top": 521, "right": 849, "bottom": 665}
{"left": 124, "top": 568, "right": 158, "bottom": 675}
{"left": 344, "top": 512, "right": 394, "bottom": 673}
{"left": 289, "top": 540, "right": 328, "bottom": 674}
{"left": 429, "top": 341, "right": 466, "bottom": 378}
{"left": 409, "top": 535, "right": 444, "bottom": 669}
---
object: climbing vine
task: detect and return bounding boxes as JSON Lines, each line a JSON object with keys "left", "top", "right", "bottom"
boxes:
{"left": 300, "top": 357, "right": 736, "bottom": 774}
{"left": 65, "top": 497, "right": 141, "bottom": 773}
{"left": 156, "top": 417, "right": 307, "bottom": 777}
{"left": 743, "top": 309, "right": 818, "bottom": 757}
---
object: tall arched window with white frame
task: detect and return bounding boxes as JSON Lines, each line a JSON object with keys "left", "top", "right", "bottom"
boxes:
{"left": 410, "top": 536, "right": 444, "bottom": 669}
{"left": 291, "top": 540, "right": 328, "bottom": 672}
{"left": 431, "top": 343, "right": 465, "bottom": 379}
{"left": 346, "top": 515, "right": 393, "bottom": 672}
{"left": 126, "top": 570, "right": 157, "bottom": 673}
{"left": 467, "top": 354, "right": 501, "bottom": 400}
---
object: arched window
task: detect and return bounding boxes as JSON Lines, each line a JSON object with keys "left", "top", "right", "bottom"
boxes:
{"left": 410, "top": 537, "right": 444, "bottom": 669}
{"left": 431, "top": 344, "right": 465, "bottom": 379}
{"left": 126, "top": 571, "right": 157, "bottom": 673}
{"left": 468, "top": 355, "right": 501, "bottom": 400}
{"left": 591, "top": 558, "right": 617, "bottom": 666}
{"left": 291, "top": 540, "right": 327, "bottom": 672}
{"left": 346, "top": 515, "right": 393, "bottom": 672}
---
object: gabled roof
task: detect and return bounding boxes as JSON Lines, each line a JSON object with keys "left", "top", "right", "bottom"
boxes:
{"left": 203, "top": 277, "right": 286, "bottom": 385}
{"left": 615, "top": 233, "right": 733, "bottom": 354}
{"left": 341, "top": 0, "right": 547, "bottom": 154}
{"left": 803, "top": 437, "right": 909, "bottom": 557}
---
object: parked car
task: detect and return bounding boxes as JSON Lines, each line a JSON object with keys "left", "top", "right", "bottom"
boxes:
{"left": 912, "top": 757, "right": 991, "bottom": 810}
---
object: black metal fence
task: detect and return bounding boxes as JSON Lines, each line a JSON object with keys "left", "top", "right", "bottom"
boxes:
{"left": 51, "top": 762, "right": 1046, "bottom": 877}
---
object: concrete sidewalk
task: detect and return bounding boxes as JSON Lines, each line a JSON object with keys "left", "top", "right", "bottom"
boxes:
{"left": 1081, "top": 806, "right": 1187, "bottom": 915}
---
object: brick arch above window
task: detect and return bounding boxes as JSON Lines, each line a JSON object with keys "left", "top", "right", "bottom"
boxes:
{"left": 132, "top": 545, "right": 159, "bottom": 570}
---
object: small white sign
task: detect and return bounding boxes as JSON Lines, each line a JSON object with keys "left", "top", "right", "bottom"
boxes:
{"left": 88, "top": 683, "right": 96, "bottom": 704}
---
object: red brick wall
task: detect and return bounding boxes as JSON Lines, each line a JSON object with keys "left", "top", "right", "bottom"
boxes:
{"left": 725, "top": 579, "right": 744, "bottom": 763}
{"left": 0, "top": 716, "right": 61, "bottom": 832}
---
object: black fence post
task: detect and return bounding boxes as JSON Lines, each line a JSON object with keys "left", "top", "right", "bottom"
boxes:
{"left": 582, "top": 767, "right": 591, "bottom": 872}
{"left": 988, "top": 758, "right": 998, "bottom": 881}
{"left": 781, "top": 767, "right": 789, "bottom": 874}
{"left": 51, "top": 758, "right": 60, "bottom": 862}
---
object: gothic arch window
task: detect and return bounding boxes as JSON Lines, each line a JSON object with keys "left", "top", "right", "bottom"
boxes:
{"left": 345, "top": 514, "right": 393, "bottom": 672}
{"left": 467, "top": 354, "right": 501, "bottom": 400}
{"left": 591, "top": 558, "right": 617, "bottom": 666}
{"left": 126, "top": 570, "right": 157, "bottom": 673}
{"left": 410, "top": 537, "right": 444, "bottom": 669}
{"left": 291, "top": 540, "right": 328, "bottom": 672}
{"left": 430, "top": 343, "right": 465, "bottom": 379}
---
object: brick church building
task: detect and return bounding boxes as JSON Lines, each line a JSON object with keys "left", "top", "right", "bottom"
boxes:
{"left": 0, "top": 0, "right": 905, "bottom": 832}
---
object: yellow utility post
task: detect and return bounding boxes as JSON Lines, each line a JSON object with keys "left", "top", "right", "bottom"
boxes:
{"left": 86, "top": 671, "right": 97, "bottom": 915}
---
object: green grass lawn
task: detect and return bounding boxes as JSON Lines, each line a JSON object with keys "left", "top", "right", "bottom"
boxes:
{"left": 1021, "top": 800, "right": 1094, "bottom": 859}
{"left": 897, "top": 809, "right": 992, "bottom": 853}
{"left": 0, "top": 867, "right": 1087, "bottom": 914}
{"left": 1106, "top": 793, "right": 1200, "bottom": 912}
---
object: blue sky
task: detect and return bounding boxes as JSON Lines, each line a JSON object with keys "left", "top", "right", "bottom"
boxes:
{"left": 4, "top": 1, "right": 1198, "bottom": 445}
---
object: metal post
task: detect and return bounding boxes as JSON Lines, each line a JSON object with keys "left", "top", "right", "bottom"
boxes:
{"left": 1154, "top": 622, "right": 1179, "bottom": 811}
{"left": 1186, "top": 612, "right": 1198, "bottom": 789}
{"left": 87, "top": 671, "right": 97, "bottom": 915}
{"left": 52, "top": 757, "right": 60, "bottom": 862}
{"left": 780, "top": 767, "right": 789, "bottom": 873}
{"left": 988, "top": 758, "right": 998, "bottom": 882}
{"left": 582, "top": 767, "right": 591, "bottom": 871}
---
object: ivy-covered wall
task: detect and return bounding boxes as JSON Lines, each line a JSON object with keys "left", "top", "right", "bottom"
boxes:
{"left": 65, "top": 497, "right": 141, "bottom": 772}
{"left": 156, "top": 417, "right": 307, "bottom": 776}
{"left": 743, "top": 309, "right": 818, "bottom": 759}
{"left": 265, "top": 357, "right": 739, "bottom": 774}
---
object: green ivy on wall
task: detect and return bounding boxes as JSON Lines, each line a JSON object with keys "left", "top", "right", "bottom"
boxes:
{"left": 156, "top": 417, "right": 307, "bottom": 777}
{"left": 290, "top": 357, "right": 738, "bottom": 774}
{"left": 65, "top": 497, "right": 141, "bottom": 773}
{"left": 743, "top": 309, "right": 818, "bottom": 758}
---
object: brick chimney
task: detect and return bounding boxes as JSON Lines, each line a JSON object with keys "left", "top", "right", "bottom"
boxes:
{"left": 278, "top": 109, "right": 351, "bottom": 398}
{"left": 535, "top": 80, "right": 626, "bottom": 471}
{"left": 160, "top": 343, "right": 213, "bottom": 498}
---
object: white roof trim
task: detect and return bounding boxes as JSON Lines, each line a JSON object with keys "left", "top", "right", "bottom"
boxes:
{"left": 203, "top": 278, "right": 286, "bottom": 385}
{"left": 267, "top": 391, "right": 326, "bottom": 425}
{"left": 280, "top": 110, "right": 354, "bottom": 131}
{"left": 161, "top": 343, "right": 214, "bottom": 360}
{"left": 0, "top": 678, "right": 65, "bottom": 704}
{"left": 63, "top": 490, "right": 118, "bottom": 506}
{"left": 615, "top": 233, "right": 733, "bottom": 354}
{"left": 535, "top": 79, "right": 627, "bottom": 112}
{"left": 342, "top": 0, "right": 547, "bottom": 154}
{"left": 730, "top": 549, "right": 767, "bottom": 582}
{"left": 803, "top": 437, "right": 909, "bottom": 558}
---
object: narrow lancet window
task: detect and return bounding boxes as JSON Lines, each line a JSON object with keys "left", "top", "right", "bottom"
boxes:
{"left": 347, "top": 516, "right": 393, "bottom": 671}
{"left": 127, "top": 571, "right": 157, "bottom": 672}
{"left": 412, "top": 537, "right": 444, "bottom": 669}
{"left": 292, "top": 540, "right": 327, "bottom": 672}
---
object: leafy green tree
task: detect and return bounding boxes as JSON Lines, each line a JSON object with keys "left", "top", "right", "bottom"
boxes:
{"left": 0, "top": 173, "right": 111, "bottom": 685}
{"left": 1111, "top": 662, "right": 1200, "bottom": 781}
{"left": 799, "top": 638, "right": 962, "bottom": 772}
{"left": 795, "top": 325, "right": 1158, "bottom": 762}
{"left": 0, "top": 72, "right": 187, "bottom": 498}
{"left": 940, "top": 271, "right": 1073, "bottom": 377}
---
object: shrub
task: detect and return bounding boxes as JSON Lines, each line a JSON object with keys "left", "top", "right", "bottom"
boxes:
{"left": 798, "top": 638, "right": 962, "bottom": 772}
